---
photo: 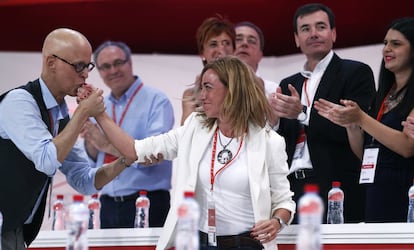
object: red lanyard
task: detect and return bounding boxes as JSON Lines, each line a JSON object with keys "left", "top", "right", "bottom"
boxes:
{"left": 111, "top": 83, "right": 143, "bottom": 125}
{"left": 376, "top": 98, "right": 387, "bottom": 122}
{"left": 376, "top": 84, "right": 395, "bottom": 121}
{"left": 210, "top": 127, "right": 243, "bottom": 191}
{"left": 303, "top": 78, "right": 311, "bottom": 106}
{"left": 104, "top": 83, "right": 143, "bottom": 164}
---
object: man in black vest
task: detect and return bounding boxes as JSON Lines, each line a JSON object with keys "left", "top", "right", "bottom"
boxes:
{"left": 0, "top": 28, "right": 130, "bottom": 250}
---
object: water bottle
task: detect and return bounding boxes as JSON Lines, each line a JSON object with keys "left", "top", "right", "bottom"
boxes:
{"left": 175, "top": 191, "right": 200, "bottom": 250}
{"left": 134, "top": 190, "right": 150, "bottom": 228}
{"left": 52, "top": 194, "right": 65, "bottom": 230}
{"left": 66, "top": 194, "right": 89, "bottom": 250}
{"left": 88, "top": 193, "right": 100, "bottom": 229}
{"left": 327, "top": 181, "right": 344, "bottom": 224}
{"left": 407, "top": 178, "right": 414, "bottom": 223}
{"left": 296, "top": 184, "right": 324, "bottom": 250}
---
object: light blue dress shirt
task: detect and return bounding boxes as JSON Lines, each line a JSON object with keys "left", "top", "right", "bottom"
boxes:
{"left": 0, "top": 78, "right": 98, "bottom": 195}
{"left": 90, "top": 76, "right": 174, "bottom": 196}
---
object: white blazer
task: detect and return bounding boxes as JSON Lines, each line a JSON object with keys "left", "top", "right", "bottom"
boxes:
{"left": 133, "top": 113, "right": 296, "bottom": 250}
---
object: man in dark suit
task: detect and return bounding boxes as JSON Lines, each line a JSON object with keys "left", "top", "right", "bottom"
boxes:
{"left": 270, "top": 3, "right": 376, "bottom": 223}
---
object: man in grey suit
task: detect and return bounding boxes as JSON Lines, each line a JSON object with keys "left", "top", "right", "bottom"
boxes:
{"left": 270, "top": 3, "right": 376, "bottom": 223}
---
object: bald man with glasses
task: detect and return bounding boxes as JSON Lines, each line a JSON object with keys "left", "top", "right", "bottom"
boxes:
{"left": 0, "top": 28, "right": 131, "bottom": 250}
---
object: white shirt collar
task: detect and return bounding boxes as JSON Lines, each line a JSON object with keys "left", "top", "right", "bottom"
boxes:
{"left": 300, "top": 50, "right": 334, "bottom": 78}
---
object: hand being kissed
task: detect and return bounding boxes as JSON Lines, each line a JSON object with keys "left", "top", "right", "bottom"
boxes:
{"left": 76, "top": 83, "right": 105, "bottom": 117}
{"left": 77, "top": 83, "right": 97, "bottom": 103}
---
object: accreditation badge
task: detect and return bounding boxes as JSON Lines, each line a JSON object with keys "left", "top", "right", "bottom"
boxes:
{"left": 359, "top": 147, "right": 379, "bottom": 184}
{"left": 207, "top": 193, "right": 217, "bottom": 246}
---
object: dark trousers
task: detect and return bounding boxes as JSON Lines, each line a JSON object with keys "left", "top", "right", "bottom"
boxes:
{"left": 199, "top": 231, "right": 263, "bottom": 250}
{"left": 2, "top": 225, "right": 25, "bottom": 250}
{"left": 288, "top": 170, "right": 317, "bottom": 224}
{"left": 99, "top": 190, "right": 170, "bottom": 228}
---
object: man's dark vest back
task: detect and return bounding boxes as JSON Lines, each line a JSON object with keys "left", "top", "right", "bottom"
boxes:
{"left": 0, "top": 80, "right": 69, "bottom": 246}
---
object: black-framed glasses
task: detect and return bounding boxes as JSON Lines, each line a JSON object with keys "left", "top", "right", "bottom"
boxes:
{"left": 97, "top": 58, "right": 128, "bottom": 72}
{"left": 52, "top": 54, "right": 95, "bottom": 73}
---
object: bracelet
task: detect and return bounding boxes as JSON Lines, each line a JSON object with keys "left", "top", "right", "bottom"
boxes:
{"left": 272, "top": 215, "right": 287, "bottom": 232}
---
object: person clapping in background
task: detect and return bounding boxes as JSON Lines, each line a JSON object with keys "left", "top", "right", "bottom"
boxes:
{"left": 314, "top": 17, "right": 414, "bottom": 222}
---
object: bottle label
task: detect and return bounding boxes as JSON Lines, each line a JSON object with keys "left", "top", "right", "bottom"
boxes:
{"left": 328, "top": 192, "right": 344, "bottom": 201}
{"left": 299, "top": 200, "right": 323, "bottom": 214}
{"left": 177, "top": 205, "right": 189, "bottom": 217}
{"left": 136, "top": 199, "right": 149, "bottom": 207}
{"left": 299, "top": 196, "right": 323, "bottom": 225}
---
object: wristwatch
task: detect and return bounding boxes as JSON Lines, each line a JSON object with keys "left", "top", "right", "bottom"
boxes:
{"left": 120, "top": 157, "right": 130, "bottom": 168}
{"left": 273, "top": 215, "right": 287, "bottom": 232}
{"left": 297, "top": 105, "right": 308, "bottom": 122}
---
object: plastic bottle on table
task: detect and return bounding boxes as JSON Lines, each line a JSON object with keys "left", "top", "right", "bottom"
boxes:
{"left": 327, "top": 181, "right": 344, "bottom": 224}
{"left": 175, "top": 191, "right": 200, "bottom": 250}
{"left": 407, "top": 178, "right": 414, "bottom": 223}
{"left": 134, "top": 190, "right": 150, "bottom": 228}
{"left": 52, "top": 194, "right": 65, "bottom": 230}
{"left": 66, "top": 194, "right": 89, "bottom": 250}
{"left": 88, "top": 193, "right": 100, "bottom": 229}
{"left": 296, "top": 184, "right": 324, "bottom": 250}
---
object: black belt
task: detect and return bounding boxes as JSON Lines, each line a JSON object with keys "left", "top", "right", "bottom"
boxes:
{"left": 292, "top": 168, "right": 314, "bottom": 179}
{"left": 100, "top": 192, "right": 139, "bottom": 202}
{"left": 100, "top": 190, "right": 169, "bottom": 203}
{"left": 199, "top": 231, "right": 263, "bottom": 250}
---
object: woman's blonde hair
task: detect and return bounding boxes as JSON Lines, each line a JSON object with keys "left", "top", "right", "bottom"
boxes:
{"left": 199, "top": 56, "right": 272, "bottom": 137}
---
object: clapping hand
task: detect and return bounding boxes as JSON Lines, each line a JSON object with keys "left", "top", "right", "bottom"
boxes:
{"left": 402, "top": 116, "right": 414, "bottom": 140}
{"left": 269, "top": 84, "right": 303, "bottom": 119}
{"left": 81, "top": 120, "right": 109, "bottom": 151}
{"left": 313, "top": 98, "right": 362, "bottom": 128}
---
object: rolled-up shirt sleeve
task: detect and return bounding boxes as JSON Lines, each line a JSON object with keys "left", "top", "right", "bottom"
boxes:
{"left": 59, "top": 141, "right": 98, "bottom": 195}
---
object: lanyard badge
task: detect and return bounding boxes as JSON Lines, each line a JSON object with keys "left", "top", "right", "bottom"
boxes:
{"left": 359, "top": 146, "right": 379, "bottom": 184}
{"left": 293, "top": 126, "right": 306, "bottom": 160}
{"left": 207, "top": 192, "right": 217, "bottom": 246}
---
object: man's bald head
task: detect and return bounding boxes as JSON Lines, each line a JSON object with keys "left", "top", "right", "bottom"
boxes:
{"left": 41, "top": 28, "right": 93, "bottom": 82}
{"left": 42, "top": 28, "right": 91, "bottom": 57}
{"left": 40, "top": 28, "right": 93, "bottom": 102}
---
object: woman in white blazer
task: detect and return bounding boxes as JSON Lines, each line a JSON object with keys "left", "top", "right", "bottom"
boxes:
{"left": 93, "top": 56, "right": 296, "bottom": 250}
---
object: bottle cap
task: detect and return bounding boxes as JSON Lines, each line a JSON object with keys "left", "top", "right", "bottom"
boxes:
{"left": 332, "top": 181, "right": 341, "bottom": 188}
{"left": 91, "top": 193, "right": 99, "bottom": 199}
{"left": 184, "top": 191, "right": 195, "bottom": 198}
{"left": 56, "top": 194, "right": 64, "bottom": 200}
{"left": 304, "top": 184, "right": 319, "bottom": 193}
{"left": 139, "top": 190, "right": 148, "bottom": 196}
{"left": 73, "top": 194, "right": 84, "bottom": 202}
